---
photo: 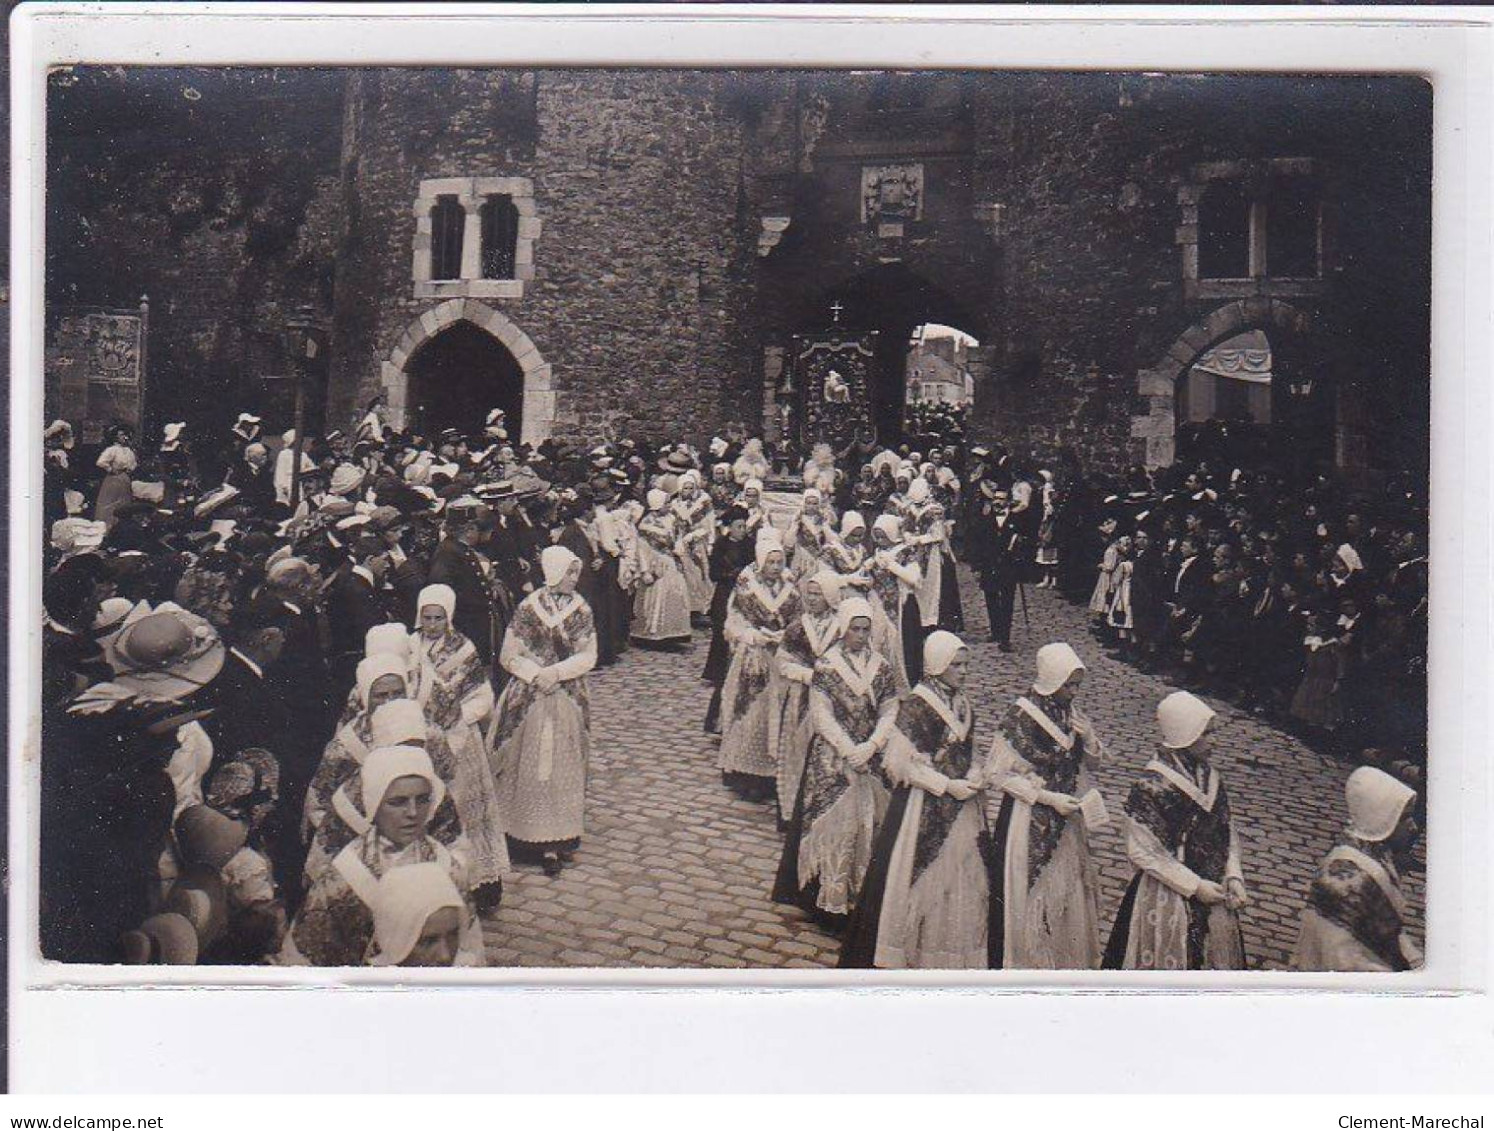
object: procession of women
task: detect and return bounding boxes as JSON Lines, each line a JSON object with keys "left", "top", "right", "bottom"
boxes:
{"left": 40, "top": 404, "right": 1424, "bottom": 973}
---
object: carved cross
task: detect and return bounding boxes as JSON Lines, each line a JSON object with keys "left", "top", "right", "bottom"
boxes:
{"left": 830, "top": 301, "right": 845, "bottom": 325}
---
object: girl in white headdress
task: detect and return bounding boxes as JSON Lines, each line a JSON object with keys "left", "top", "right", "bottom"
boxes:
{"left": 671, "top": 469, "right": 716, "bottom": 619}
{"left": 301, "top": 695, "right": 469, "bottom": 891}
{"left": 737, "top": 477, "right": 768, "bottom": 534}
{"left": 774, "top": 595, "right": 899, "bottom": 928}
{"left": 719, "top": 531, "right": 801, "bottom": 802}
{"left": 490, "top": 545, "right": 598, "bottom": 877}
{"left": 632, "top": 488, "right": 693, "bottom": 646}
{"left": 283, "top": 744, "right": 482, "bottom": 966}
{"left": 840, "top": 631, "right": 988, "bottom": 969}
{"left": 823, "top": 510, "right": 871, "bottom": 587}
{"left": 867, "top": 514, "right": 923, "bottom": 692}
{"left": 770, "top": 571, "right": 843, "bottom": 827}
{"left": 903, "top": 476, "right": 950, "bottom": 633}
{"left": 982, "top": 642, "right": 1107, "bottom": 969}
{"left": 408, "top": 584, "right": 508, "bottom": 905}
{"left": 1102, "top": 691, "right": 1248, "bottom": 970}
{"left": 1294, "top": 766, "right": 1422, "bottom": 971}
{"left": 733, "top": 437, "right": 770, "bottom": 485}
{"left": 367, "top": 861, "right": 476, "bottom": 967}
{"left": 787, "top": 487, "right": 831, "bottom": 584}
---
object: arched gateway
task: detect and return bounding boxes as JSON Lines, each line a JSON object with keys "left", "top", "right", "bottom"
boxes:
{"left": 381, "top": 299, "right": 555, "bottom": 443}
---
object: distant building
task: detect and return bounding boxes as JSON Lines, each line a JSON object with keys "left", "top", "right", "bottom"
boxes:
{"left": 907, "top": 331, "right": 974, "bottom": 406}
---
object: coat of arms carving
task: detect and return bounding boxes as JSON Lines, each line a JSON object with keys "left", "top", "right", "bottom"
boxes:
{"left": 861, "top": 163, "right": 924, "bottom": 224}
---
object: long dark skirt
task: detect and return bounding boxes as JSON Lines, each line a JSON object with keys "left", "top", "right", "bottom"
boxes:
{"left": 838, "top": 786, "right": 913, "bottom": 968}
{"left": 771, "top": 766, "right": 848, "bottom": 932}
{"left": 1101, "top": 873, "right": 1143, "bottom": 969}
{"left": 901, "top": 598, "right": 926, "bottom": 686}
{"left": 984, "top": 793, "right": 1019, "bottom": 968}
{"left": 702, "top": 586, "right": 733, "bottom": 684}
{"left": 938, "top": 553, "right": 965, "bottom": 632}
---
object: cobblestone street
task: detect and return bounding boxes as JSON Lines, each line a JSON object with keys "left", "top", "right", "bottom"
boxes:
{"left": 483, "top": 569, "right": 1426, "bottom": 971}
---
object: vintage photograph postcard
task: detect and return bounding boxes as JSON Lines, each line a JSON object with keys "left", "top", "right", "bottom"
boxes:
{"left": 27, "top": 47, "right": 1438, "bottom": 979}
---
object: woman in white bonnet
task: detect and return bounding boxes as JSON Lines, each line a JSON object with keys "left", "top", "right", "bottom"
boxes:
{"left": 1103, "top": 691, "right": 1249, "bottom": 970}
{"left": 1294, "top": 765, "right": 1421, "bottom": 971}
{"left": 718, "top": 531, "right": 800, "bottom": 802}
{"left": 367, "top": 861, "right": 481, "bottom": 967}
{"left": 670, "top": 469, "right": 716, "bottom": 621}
{"left": 841, "top": 631, "right": 988, "bottom": 969}
{"left": 490, "top": 545, "right": 598, "bottom": 877}
{"left": 982, "top": 642, "right": 1106, "bottom": 969}
{"left": 283, "top": 744, "right": 479, "bottom": 966}
{"left": 865, "top": 513, "right": 923, "bottom": 692}
{"left": 631, "top": 488, "right": 693, "bottom": 647}
{"left": 774, "top": 595, "right": 899, "bottom": 929}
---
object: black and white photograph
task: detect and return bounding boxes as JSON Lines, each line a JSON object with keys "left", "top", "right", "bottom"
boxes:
{"left": 29, "top": 56, "right": 1436, "bottom": 979}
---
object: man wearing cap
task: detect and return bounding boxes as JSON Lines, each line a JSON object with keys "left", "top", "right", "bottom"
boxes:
{"left": 427, "top": 499, "right": 498, "bottom": 664}
{"left": 1103, "top": 691, "right": 1248, "bottom": 970}
{"left": 1293, "top": 766, "right": 1422, "bottom": 971}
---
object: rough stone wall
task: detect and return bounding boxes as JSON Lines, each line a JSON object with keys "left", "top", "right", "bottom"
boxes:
{"left": 978, "top": 72, "right": 1431, "bottom": 479}
{"left": 46, "top": 69, "right": 344, "bottom": 439}
{"left": 44, "top": 68, "right": 1430, "bottom": 478}
{"left": 331, "top": 69, "right": 760, "bottom": 445}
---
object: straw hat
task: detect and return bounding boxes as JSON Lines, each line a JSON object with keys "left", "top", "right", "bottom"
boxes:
{"left": 175, "top": 804, "right": 249, "bottom": 870}
{"left": 104, "top": 608, "right": 225, "bottom": 701}
{"left": 121, "top": 912, "right": 200, "bottom": 965}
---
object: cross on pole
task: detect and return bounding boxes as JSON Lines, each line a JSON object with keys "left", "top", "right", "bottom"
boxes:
{"left": 829, "top": 300, "right": 844, "bottom": 325}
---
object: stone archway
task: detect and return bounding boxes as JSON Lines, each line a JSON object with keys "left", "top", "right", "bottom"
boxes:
{"left": 1131, "top": 297, "right": 1314, "bottom": 468}
{"left": 381, "top": 299, "right": 555, "bottom": 443}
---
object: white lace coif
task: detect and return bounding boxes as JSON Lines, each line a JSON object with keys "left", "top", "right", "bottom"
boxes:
{"left": 1032, "top": 642, "right": 1086, "bottom": 696}
{"left": 1157, "top": 691, "right": 1215, "bottom": 750}
{"left": 1345, "top": 766, "right": 1416, "bottom": 842}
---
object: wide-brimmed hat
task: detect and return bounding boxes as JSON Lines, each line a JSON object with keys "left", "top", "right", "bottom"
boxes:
{"left": 163, "top": 862, "right": 229, "bottom": 952}
{"left": 50, "top": 517, "right": 107, "bottom": 558}
{"left": 193, "top": 483, "right": 240, "bottom": 518}
{"left": 473, "top": 479, "right": 517, "bottom": 501}
{"left": 659, "top": 450, "right": 695, "bottom": 473}
{"left": 44, "top": 419, "right": 75, "bottom": 449}
{"left": 231, "top": 416, "right": 262, "bottom": 444}
{"left": 122, "top": 912, "right": 200, "bottom": 965}
{"left": 104, "top": 607, "right": 225, "bottom": 701}
{"left": 176, "top": 804, "right": 249, "bottom": 870}
{"left": 329, "top": 464, "right": 367, "bottom": 497}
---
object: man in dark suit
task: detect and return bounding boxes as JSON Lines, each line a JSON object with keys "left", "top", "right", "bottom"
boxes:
{"left": 325, "top": 528, "right": 394, "bottom": 696}
{"left": 1167, "top": 534, "right": 1210, "bottom": 668}
{"left": 243, "top": 557, "right": 330, "bottom": 901}
{"left": 968, "top": 483, "right": 1023, "bottom": 652}
{"left": 426, "top": 500, "right": 497, "bottom": 662}
{"left": 206, "top": 617, "right": 292, "bottom": 768}
{"left": 371, "top": 505, "right": 426, "bottom": 626}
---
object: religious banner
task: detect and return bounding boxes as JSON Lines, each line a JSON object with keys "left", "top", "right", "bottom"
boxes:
{"left": 45, "top": 302, "right": 149, "bottom": 444}
{"left": 790, "top": 329, "right": 878, "bottom": 453}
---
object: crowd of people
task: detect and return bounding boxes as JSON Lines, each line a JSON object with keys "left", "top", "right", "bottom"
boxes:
{"left": 37, "top": 397, "right": 1425, "bottom": 972}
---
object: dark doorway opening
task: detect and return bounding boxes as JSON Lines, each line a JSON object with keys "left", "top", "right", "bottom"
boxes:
{"left": 806, "top": 263, "right": 985, "bottom": 443}
{"left": 407, "top": 320, "right": 524, "bottom": 441}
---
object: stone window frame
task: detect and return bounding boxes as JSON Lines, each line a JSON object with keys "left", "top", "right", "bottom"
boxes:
{"left": 1177, "top": 158, "right": 1326, "bottom": 303}
{"left": 412, "top": 176, "right": 541, "bottom": 300}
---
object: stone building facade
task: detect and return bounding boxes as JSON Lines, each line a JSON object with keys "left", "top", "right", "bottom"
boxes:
{"left": 46, "top": 67, "right": 1431, "bottom": 478}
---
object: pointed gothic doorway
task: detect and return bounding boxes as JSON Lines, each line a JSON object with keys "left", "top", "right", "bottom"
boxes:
{"left": 406, "top": 320, "right": 524, "bottom": 440}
